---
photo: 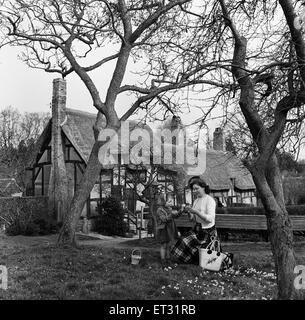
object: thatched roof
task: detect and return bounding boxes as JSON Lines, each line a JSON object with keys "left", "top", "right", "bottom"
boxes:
{"left": 62, "top": 108, "right": 101, "bottom": 162}
{"left": 31, "top": 108, "right": 255, "bottom": 191}
{"left": 188, "top": 149, "right": 255, "bottom": 191}
{"left": 28, "top": 108, "right": 104, "bottom": 166}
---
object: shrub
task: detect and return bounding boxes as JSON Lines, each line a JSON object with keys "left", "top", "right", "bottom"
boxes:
{"left": 24, "top": 221, "right": 41, "bottom": 236}
{"left": 287, "top": 205, "right": 305, "bottom": 215}
{"left": 0, "top": 196, "right": 58, "bottom": 236}
{"left": 94, "top": 196, "right": 128, "bottom": 236}
{"left": 30, "top": 217, "right": 59, "bottom": 235}
{"left": 5, "top": 212, "right": 59, "bottom": 236}
{"left": 297, "top": 195, "right": 305, "bottom": 205}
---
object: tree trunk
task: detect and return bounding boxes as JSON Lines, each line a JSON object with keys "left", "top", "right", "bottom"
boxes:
{"left": 57, "top": 142, "right": 103, "bottom": 245}
{"left": 251, "top": 160, "right": 302, "bottom": 299}
{"left": 148, "top": 184, "right": 158, "bottom": 238}
{"left": 173, "top": 169, "right": 186, "bottom": 206}
{"left": 266, "top": 208, "right": 300, "bottom": 299}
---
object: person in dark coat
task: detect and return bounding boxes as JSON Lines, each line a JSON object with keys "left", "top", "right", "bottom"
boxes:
{"left": 154, "top": 194, "right": 182, "bottom": 268}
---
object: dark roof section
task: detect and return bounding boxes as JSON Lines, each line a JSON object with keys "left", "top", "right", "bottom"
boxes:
{"left": 62, "top": 108, "right": 99, "bottom": 162}
{"left": 188, "top": 149, "right": 255, "bottom": 190}
{"left": 62, "top": 108, "right": 148, "bottom": 162}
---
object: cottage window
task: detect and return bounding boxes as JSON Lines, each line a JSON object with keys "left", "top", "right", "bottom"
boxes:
{"left": 100, "top": 170, "right": 112, "bottom": 198}
{"left": 157, "top": 173, "right": 166, "bottom": 182}
{"left": 90, "top": 183, "right": 100, "bottom": 199}
{"left": 113, "top": 167, "right": 120, "bottom": 185}
{"left": 125, "top": 168, "right": 146, "bottom": 184}
{"left": 155, "top": 169, "right": 177, "bottom": 204}
{"left": 90, "top": 201, "right": 99, "bottom": 217}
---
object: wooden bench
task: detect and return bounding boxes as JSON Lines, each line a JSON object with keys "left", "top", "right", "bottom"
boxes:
{"left": 175, "top": 214, "right": 305, "bottom": 241}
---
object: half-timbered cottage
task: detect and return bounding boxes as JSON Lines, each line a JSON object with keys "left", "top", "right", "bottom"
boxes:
{"left": 25, "top": 79, "right": 256, "bottom": 230}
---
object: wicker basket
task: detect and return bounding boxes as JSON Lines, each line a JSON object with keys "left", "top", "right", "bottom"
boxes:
{"left": 131, "top": 249, "right": 142, "bottom": 265}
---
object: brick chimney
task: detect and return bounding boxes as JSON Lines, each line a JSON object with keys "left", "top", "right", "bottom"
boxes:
{"left": 48, "top": 78, "right": 69, "bottom": 222}
{"left": 213, "top": 127, "right": 225, "bottom": 151}
{"left": 52, "top": 78, "right": 66, "bottom": 123}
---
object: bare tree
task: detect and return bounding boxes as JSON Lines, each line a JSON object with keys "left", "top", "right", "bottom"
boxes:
{"left": 217, "top": 0, "right": 305, "bottom": 300}
{"left": 0, "top": 106, "right": 49, "bottom": 185}
{"left": 2, "top": 0, "right": 304, "bottom": 299}
{"left": 154, "top": 0, "right": 304, "bottom": 299}
{"left": 0, "top": 106, "right": 21, "bottom": 150}
{"left": 0, "top": 0, "right": 209, "bottom": 244}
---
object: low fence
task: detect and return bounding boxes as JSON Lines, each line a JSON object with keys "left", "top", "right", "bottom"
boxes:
{"left": 143, "top": 205, "right": 305, "bottom": 220}
{"left": 216, "top": 205, "right": 305, "bottom": 215}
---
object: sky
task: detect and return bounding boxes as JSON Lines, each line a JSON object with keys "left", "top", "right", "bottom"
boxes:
{"left": 0, "top": 46, "right": 135, "bottom": 116}
{"left": 1, "top": 44, "right": 305, "bottom": 160}
{"left": 0, "top": 45, "right": 209, "bottom": 119}
{"left": 0, "top": 44, "right": 221, "bottom": 138}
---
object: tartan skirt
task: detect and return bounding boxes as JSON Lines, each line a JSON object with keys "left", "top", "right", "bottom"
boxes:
{"left": 171, "top": 224, "right": 219, "bottom": 263}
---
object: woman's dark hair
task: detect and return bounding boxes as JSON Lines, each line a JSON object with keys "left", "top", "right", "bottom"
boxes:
{"left": 188, "top": 176, "right": 210, "bottom": 194}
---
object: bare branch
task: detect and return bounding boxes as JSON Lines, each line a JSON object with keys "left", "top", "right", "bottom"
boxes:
{"left": 129, "top": 0, "right": 191, "bottom": 43}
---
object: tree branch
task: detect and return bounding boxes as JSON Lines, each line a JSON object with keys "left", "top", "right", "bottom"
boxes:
{"left": 219, "top": 0, "right": 267, "bottom": 149}
{"left": 279, "top": 0, "right": 305, "bottom": 87}
{"left": 129, "top": 0, "right": 191, "bottom": 43}
{"left": 83, "top": 53, "right": 119, "bottom": 72}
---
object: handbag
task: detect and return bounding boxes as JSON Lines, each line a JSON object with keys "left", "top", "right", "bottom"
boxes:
{"left": 199, "top": 239, "right": 225, "bottom": 271}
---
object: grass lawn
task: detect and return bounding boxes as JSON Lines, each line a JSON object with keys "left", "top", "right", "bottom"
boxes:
{"left": 0, "top": 233, "right": 304, "bottom": 300}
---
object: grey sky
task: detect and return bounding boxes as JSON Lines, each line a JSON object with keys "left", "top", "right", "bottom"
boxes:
{"left": 0, "top": 45, "right": 216, "bottom": 126}
{"left": 1, "top": 45, "right": 305, "bottom": 160}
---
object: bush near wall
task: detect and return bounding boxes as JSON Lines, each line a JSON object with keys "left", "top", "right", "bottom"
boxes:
{"left": 216, "top": 205, "right": 305, "bottom": 215}
{"left": 94, "top": 196, "right": 128, "bottom": 236}
{"left": 0, "top": 196, "right": 58, "bottom": 236}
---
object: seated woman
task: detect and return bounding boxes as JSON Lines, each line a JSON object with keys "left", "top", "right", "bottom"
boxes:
{"left": 171, "top": 176, "right": 220, "bottom": 264}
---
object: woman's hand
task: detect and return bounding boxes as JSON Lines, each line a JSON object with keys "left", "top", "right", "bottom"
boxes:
{"left": 184, "top": 205, "right": 192, "bottom": 213}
